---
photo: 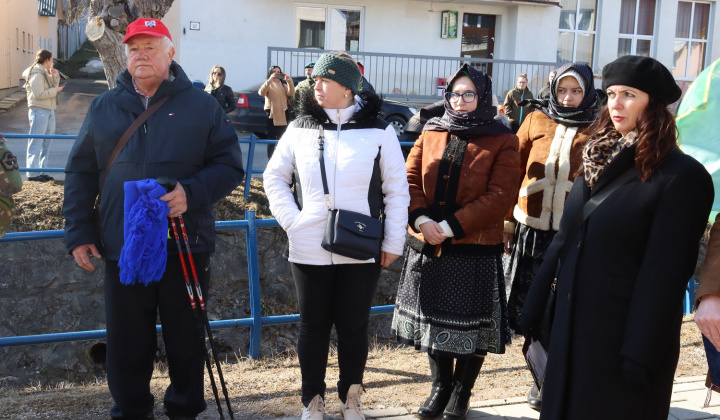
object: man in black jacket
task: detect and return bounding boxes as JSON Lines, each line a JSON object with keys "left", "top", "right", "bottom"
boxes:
{"left": 63, "top": 18, "right": 244, "bottom": 420}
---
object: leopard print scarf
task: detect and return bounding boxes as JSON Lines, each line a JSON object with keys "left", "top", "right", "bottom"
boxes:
{"left": 583, "top": 127, "right": 638, "bottom": 188}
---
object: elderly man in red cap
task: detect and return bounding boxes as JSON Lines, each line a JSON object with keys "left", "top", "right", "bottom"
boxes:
{"left": 63, "top": 18, "right": 244, "bottom": 420}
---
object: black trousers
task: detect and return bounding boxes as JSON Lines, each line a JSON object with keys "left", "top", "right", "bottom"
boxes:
{"left": 265, "top": 112, "right": 288, "bottom": 159}
{"left": 105, "top": 254, "right": 210, "bottom": 419}
{"left": 291, "top": 262, "right": 381, "bottom": 406}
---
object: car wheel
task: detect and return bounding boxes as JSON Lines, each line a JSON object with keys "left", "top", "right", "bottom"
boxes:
{"left": 385, "top": 115, "right": 408, "bottom": 137}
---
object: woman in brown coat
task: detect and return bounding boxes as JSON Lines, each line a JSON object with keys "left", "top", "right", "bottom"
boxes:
{"left": 391, "top": 64, "right": 520, "bottom": 420}
{"left": 259, "top": 65, "right": 295, "bottom": 157}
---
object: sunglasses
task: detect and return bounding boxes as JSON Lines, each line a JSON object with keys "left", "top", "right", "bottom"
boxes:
{"left": 212, "top": 72, "right": 223, "bottom": 76}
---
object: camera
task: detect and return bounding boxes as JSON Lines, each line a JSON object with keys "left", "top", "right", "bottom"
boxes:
{"left": 274, "top": 73, "right": 284, "bottom": 79}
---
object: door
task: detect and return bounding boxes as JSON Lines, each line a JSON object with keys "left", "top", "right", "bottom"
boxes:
{"left": 461, "top": 14, "right": 496, "bottom": 77}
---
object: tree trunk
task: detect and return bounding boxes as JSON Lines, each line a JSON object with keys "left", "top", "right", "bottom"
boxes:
{"left": 86, "top": 0, "right": 175, "bottom": 90}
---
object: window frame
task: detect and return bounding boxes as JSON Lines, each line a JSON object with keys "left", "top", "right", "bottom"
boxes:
{"left": 295, "top": 3, "right": 365, "bottom": 52}
{"left": 617, "top": 0, "right": 658, "bottom": 57}
{"left": 672, "top": 1, "right": 712, "bottom": 80}
{"left": 557, "top": 0, "right": 598, "bottom": 68}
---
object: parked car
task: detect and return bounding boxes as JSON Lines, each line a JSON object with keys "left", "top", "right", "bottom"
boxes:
{"left": 230, "top": 76, "right": 417, "bottom": 138}
{"left": 397, "top": 100, "right": 444, "bottom": 158}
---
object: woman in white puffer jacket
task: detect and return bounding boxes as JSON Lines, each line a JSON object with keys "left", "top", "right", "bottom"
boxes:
{"left": 263, "top": 52, "right": 409, "bottom": 420}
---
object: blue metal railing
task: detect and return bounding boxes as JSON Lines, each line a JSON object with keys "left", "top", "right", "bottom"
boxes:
{"left": 0, "top": 211, "right": 394, "bottom": 358}
{"left": 2, "top": 132, "right": 414, "bottom": 202}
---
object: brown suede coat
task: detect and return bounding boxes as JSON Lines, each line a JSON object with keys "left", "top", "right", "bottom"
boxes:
{"left": 506, "top": 112, "right": 592, "bottom": 230}
{"left": 697, "top": 215, "right": 720, "bottom": 304}
{"left": 406, "top": 129, "right": 520, "bottom": 254}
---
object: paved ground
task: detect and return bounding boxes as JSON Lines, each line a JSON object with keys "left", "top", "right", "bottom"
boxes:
{"left": 184, "top": 375, "right": 720, "bottom": 419}
{"left": 265, "top": 376, "right": 720, "bottom": 420}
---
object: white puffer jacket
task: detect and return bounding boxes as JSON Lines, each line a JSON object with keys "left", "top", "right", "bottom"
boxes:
{"left": 264, "top": 101, "right": 410, "bottom": 265}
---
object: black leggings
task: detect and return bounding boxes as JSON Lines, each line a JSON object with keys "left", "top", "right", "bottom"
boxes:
{"left": 291, "top": 262, "right": 381, "bottom": 406}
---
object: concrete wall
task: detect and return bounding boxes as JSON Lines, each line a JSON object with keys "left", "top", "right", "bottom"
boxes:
{"left": 0, "top": 227, "right": 403, "bottom": 387}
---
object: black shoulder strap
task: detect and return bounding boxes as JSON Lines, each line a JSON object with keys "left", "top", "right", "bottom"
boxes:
{"left": 317, "top": 126, "right": 384, "bottom": 218}
{"left": 580, "top": 166, "right": 637, "bottom": 223}
{"left": 97, "top": 95, "right": 170, "bottom": 206}
{"left": 559, "top": 166, "right": 637, "bottom": 263}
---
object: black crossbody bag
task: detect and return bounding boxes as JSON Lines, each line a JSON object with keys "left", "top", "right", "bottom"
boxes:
{"left": 317, "top": 127, "right": 384, "bottom": 260}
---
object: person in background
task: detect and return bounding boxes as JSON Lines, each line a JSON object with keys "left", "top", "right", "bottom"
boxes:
{"left": 293, "top": 62, "right": 315, "bottom": 111}
{"left": 392, "top": 63, "right": 520, "bottom": 420}
{"left": 520, "top": 55, "right": 713, "bottom": 420}
{"left": 504, "top": 73, "right": 534, "bottom": 133}
{"left": 22, "top": 49, "right": 64, "bottom": 182}
{"left": 259, "top": 65, "right": 295, "bottom": 158}
{"left": 536, "top": 70, "right": 556, "bottom": 101}
{"left": 503, "top": 63, "right": 597, "bottom": 412}
{"left": 492, "top": 94, "right": 510, "bottom": 128}
{"left": 204, "top": 65, "right": 237, "bottom": 114}
{"left": 63, "top": 18, "right": 244, "bottom": 420}
{"left": 264, "top": 51, "right": 409, "bottom": 420}
{"left": 357, "top": 62, "right": 375, "bottom": 93}
{"left": 0, "top": 135, "right": 22, "bottom": 239}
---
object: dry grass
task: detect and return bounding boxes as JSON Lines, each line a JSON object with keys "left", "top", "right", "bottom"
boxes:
{"left": 0, "top": 317, "right": 709, "bottom": 419}
{"left": 9, "top": 177, "right": 272, "bottom": 233}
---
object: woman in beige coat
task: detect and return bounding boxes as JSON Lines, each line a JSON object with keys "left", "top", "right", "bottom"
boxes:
{"left": 22, "top": 49, "right": 63, "bottom": 182}
{"left": 259, "top": 65, "right": 295, "bottom": 157}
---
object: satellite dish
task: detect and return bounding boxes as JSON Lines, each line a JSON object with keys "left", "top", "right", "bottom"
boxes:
{"left": 85, "top": 17, "right": 105, "bottom": 42}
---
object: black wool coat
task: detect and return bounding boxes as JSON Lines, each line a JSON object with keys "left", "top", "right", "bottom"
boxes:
{"left": 522, "top": 144, "right": 713, "bottom": 420}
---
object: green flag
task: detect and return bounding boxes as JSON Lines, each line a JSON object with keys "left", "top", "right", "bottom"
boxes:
{"left": 677, "top": 58, "right": 720, "bottom": 211}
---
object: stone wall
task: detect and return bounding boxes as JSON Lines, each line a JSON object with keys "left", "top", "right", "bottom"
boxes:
{"left": 0, "top": 227, "right": 403, "bottom": 387}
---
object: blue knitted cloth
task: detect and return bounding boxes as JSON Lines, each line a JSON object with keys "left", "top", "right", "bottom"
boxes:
{"left": 118, "top": 179, "right": 169, "bottom": 285}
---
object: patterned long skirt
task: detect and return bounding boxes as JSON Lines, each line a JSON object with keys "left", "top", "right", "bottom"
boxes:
{"left": 505, "top": 223, "right": 557, "bottom": 332}
{"left": 391, "top": 247, "right": 511, "bottom": 357}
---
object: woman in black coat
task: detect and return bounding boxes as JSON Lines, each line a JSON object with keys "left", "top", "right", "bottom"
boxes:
{"left": 521, "top": 55, "right": 714, "bottom": 420}
{"left": 204, "top": 65, "right": 237, "bottom": 114}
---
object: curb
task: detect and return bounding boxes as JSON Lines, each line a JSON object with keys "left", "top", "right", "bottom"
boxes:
{"left": 0, "top": 91, "right": 26, "bottom": 114}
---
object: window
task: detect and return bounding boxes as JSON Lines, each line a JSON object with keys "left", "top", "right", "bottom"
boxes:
{"left": 618, "top": 0, "right": 657, "bottom": 57}
{"left": 673, "top": 1, "right": 711, "bottom": 78}
{"left": 296, "top": 4, "right": 363, "bottom": 51}
{"left": 557, "top": 0, "right": 597, "bottom": 67}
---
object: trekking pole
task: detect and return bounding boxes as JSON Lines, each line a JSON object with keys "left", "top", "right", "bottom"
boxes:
{"left": 158, "top": 177, "right": 235, "bottom": 419}
{"left": 157, "top": 177, "right": 228, "bottom": 419}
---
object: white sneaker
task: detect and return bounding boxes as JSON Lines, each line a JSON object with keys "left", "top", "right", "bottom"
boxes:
{"left": 301, "top": 394, "right": 325, "bottom": 420}
{"left": 341, "top": 384, "right": 365, "bottom": 420}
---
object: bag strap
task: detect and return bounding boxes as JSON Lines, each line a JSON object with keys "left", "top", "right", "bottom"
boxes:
{"left": 96, "top": 96, "right": 170, "bottom": 205}
{"left": 551, "top": 166, "right": 637, "bottom": 289}
{"left": 580, "top": 166, "right": 637, "bottom": 225}
{"left": 557, "top": 165, "right": 637, "bottom": 264}
{"left": 317, "top": 126, "right": 332, "bottom": 210}
{"left": 317, "top": 125, "right": 383, "bottom": 217}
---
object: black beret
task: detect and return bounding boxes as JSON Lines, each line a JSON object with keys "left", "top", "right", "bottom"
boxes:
{"left": 602, "top": 55, "right": 682, "bottom": 105}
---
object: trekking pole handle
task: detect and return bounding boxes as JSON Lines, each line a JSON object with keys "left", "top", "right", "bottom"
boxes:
{"left": 156, "top": 176, "right": 178, "bottom": 193}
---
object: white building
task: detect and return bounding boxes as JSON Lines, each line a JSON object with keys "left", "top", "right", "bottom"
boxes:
{"left": 161, "top": 0, "right": 720, "bottom": 99}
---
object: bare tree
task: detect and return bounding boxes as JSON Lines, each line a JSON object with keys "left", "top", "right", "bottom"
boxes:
{"left": 66, "top": 0, "right": 175, "bottom": 89}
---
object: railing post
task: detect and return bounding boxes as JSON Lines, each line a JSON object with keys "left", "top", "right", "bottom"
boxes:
{"left": 244, "top": 134, "right": 257, "bottom": 201}
{"left": 245, "top": 210, "right": 263, "bottom": 359}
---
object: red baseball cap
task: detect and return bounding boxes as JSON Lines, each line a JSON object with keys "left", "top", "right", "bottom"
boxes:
{"left": 123, "top": 18, "right": 172, "bottom": 44}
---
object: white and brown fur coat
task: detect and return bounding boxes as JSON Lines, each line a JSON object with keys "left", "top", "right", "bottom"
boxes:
{"left": 506, "top": 111, "right": 592, "bottom": 231}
